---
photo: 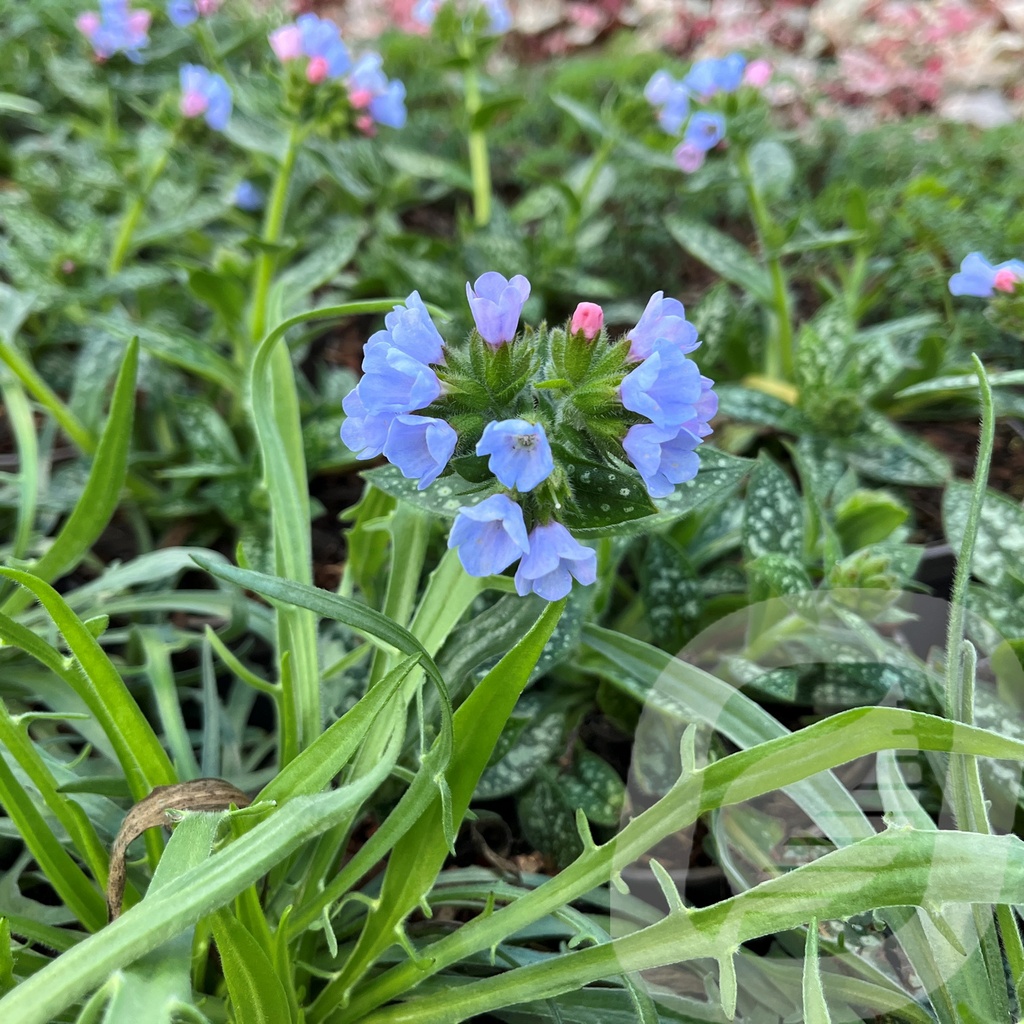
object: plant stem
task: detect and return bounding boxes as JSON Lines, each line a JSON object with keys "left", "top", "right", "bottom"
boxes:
{"left": 107, "top": 145, "right": 172, "bottom": 276}
{"left": 463, "top": 64, "right": 492, "bottom": 227}
{"left": 735, "top": 147, "right": 794, "bottom": 381}
{"left": 249, "top": 123, "right": 303, "bottom": 347}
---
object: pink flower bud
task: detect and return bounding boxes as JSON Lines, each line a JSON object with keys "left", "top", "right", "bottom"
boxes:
{"left": 181, "top": 90, "right": 209, "bottom": 119}
{"left": 356, "top": 114, "right": 376, "bottom": 135}
{"left": 76, "top": 11, "right": 100, "bottom": 38}
{"left": 743, "top": 59, "right": 773, "bottom": 88}
{"left": 994, "top": 268, "right": 1019, "bottom": 293}
{"left": 306, "top": 55, "right": 329, "bottom": 84}
{"left": 61, "top": 260, "right": 76, "bottom": 275}
{"left": 196, "top": 0, "right": 221, "bottom": 13}
{"left": 269, "top": 25, "right": 303, "bottom": 62}
{"left": 349, "top": 87, "right": 373, "bottom": 109}
{"left": 673, "top": 141, "right": 705, "bottom": 173}
{"left": 128, "top": 9, "right": 151, "bottom": 34}
{"left": 571, "top": 302, "right": 604, "bottom": 340}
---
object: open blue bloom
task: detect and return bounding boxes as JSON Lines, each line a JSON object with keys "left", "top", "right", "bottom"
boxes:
{"left": 340, "top": 385, "right": 393, "bottom": 459}
{"left": 297, "top": 13, "right": 350, "bottom": 79}
{"left": 168, "top": 0, "right": 199, "bottom": 26}
{"left": 684, "top": 111, "right": 726, "bottom": 152}
{"left": 360, "top": 346, "right": 442, "bottom": 414}
{"left": 514, "top": 522, "right": 596, "bottom": 601}
{"left": 348, "top": 53, "right": 407, "bottom": 129}
{"left": 233, "top": 180, "right": 264, "bottom": 211}
{"left": 466, "top": 272, "right": 531, "bottom": 347}
{"left": 623, "top": 423, "right": 702, "bottom": 499}
{"left": 477, "top": 419, "right": 554, "bottom": 492}
{"left": 685, "top": 54, "right": 746, "bottom": 98}
{"left": 375, "top": 292, "right": 445, "bottom": 365}
{"left": 447, "top": 494, "right": 530, "bottom": 577}
{"left": 384, "top": 415, "right": 458, "bottom": 489}
{"left": 620, "top": 341, "right": 702, "bottom": 429}
{"left": 949, "top": 252, "right": 1024, "bottom": 297}
{"left": 627, "top": 291, "right": 700, "bottom": 361}
{"left": 180, "top": 65, "right": 232, "bottom": 130}
{"left": 645, "top": 71, "right": 690, "bottom": 135}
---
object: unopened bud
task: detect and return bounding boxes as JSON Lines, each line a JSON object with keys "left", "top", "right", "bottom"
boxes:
{"left": 571, "top": 302, "right": 604, "bottom": 340}
{"left": 306, "top": 56, "right": 329, "bottom": 84}
{"left": 993, "top": 268, "right": 1018, "bottom": 293}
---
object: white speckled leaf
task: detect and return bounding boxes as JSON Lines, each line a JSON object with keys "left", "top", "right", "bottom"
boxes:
{"left": 743, "top": 455, "right": 805, "bottom": 560}
{"left": 943, "top": 481, "right": 1024, "bottom": 590}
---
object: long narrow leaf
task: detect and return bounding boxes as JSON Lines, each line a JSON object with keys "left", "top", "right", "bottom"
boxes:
{"left": 1, "top": 339, "right": 138, "bottom": 618}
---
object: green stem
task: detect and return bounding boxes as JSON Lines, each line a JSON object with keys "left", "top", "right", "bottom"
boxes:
{"left": 943, "top": 355, "right": 994, "bottom": 720}
{"left": 463, "top": 64, "right": 492, "bottom": 227}
{"left": 735, "top": 147, "right": 794, "bottom": 381}
{"left": 249, "top": 124, "right": 303, "bottom": 346}
{"left": 108, "top": 145, "right": 172, "bottom": 276}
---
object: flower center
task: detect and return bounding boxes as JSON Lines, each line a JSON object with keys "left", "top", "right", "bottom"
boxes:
{"left": 513, "top": 434, "right": 536, "bottom": 450}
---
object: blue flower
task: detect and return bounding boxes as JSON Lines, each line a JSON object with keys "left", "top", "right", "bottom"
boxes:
{"left": 514, "top": 522, "right": 596, "bottom": 601}
{"left": 476, "top": 419, "right": 554, "bottom": 492}
{"left": 360, "top": 345, "right": 442, "bottom": 414}
{"left": 340, "top": 385, "right": 393, "bottom": 459}
{"left": 348, "top": 53, "right": 407, "bottom": 129}
{"left": 619, "top": 341, "right": 702, "bottom": 429}
{"left": 233, "top": 180, "right": 264, "bottom": 211}
{"left": 379, "top": 292, "right": 446, "bottom": 365}
{"left": 684, "top": 54, "right": 746, "bottom": 98}
{"left": 167, "top": 0, "right": 198, "bottom": 26}
{"left": 383, "top": 415, "right": 458, "bottom": 489}
{"left": 447, "top": 494, "right": 530, "bottom": 577}
{"left": 645, "top": 71, "right": 690, "bottom": 135}
{"left": 684, "top": 111, "right": 726, "bottom": 152}
{"left": 622, "top": 423, "right": 702, "bottom": 499}
{"left": 466, "top": 272, "right": 531, "bottom": 347}
{"left": 297, "top": 13, "right": 350, "bottom": 80}
{"left": 179, "top": 64, "right": 232, "bottom": 131}
{"left": 626, "top": 291, "right": 700, "bottom": 361}
{"left": 949, "top": 252, "right": 1024, "bottom": 298}
{"left": 412, "top": 0, "right": 441, "bottom": 25}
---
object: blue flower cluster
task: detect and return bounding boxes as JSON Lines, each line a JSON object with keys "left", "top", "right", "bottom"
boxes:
{"left": 949, "top": 252, "right": 1024, "bottom": 298}
{"left": 167, "top": 0, "right": 220, "bottom": 28}
{"left": 269, "top": 14, "right": 406, "bottom": 132}
{"left": 76, "top": 0, "right": 151, "bottom": 62}
{"left": 645, "top": 52, "right": 752, "bottom": 173}
{"left": 341, "top": 276, "right": 716, "bottom": 600}
{"left": 413, "top": 0, "right": 512, "bottom": 35}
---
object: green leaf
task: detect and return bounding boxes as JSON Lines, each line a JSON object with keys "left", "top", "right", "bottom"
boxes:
{"left": 0, "top": 575, "right": 176, "bottom": 801}
{"left": 665, "top": 214, "right": 773, "bottom": 306}
{"left": 743, "top": 454, "right": 805, "bottom": 560}
{"left": 716, "top": 384, "right": 799, "bottom": 429}
{"left": 640, "top": 535, "right": 701, "bottom": 651}
{"left": 748, "top": 139, "right": 796, "bottom": 202}
{"left": 561, "top": 750, "right": 625, "bottom": 827}
{"left": 550, "top": 94, "right": 614, "bottom": 141}
{"left": 318, "top": 601, "right": 564, "bottom": 1010}
{"left": 273, "top": 218, "right": 365, "bottom": 309}
{"left": 1, "top": 339, "right": 138, "bottom": 617}
{"left": 834, "top": 489, "right": 908, "bottom": 551}
{"left": 560, "top": 460, "right": 658, "bottom": 532}
{"left": 517, "top": 767, "right": 584, "bottom": 869}
{"left": 380, "top": 145, "right": 473, "bottom": 190}
{"left": 838, "top": 413, "right": 950, "bottom": 487}
{"left": 363, "top": 464, "right": 496, "bottom": 517}
{"left": 470, "top": 95, "right": 525, "bottom": 132}
{"left": 944, "top": 481, "right": 1024, "bottom": 590}
{"left": 0, "top": 93, "right": 42, "bottom": 116}
{"left": 747, "top": 553, "right": 812, "bottom": 603}
{"left": 476, "top": 694, "right": 567, "bottom": 800}
{"left": 0, "top": 769, "right": 390, "bottom": 1024}
{"left": 211, "top": 910, "right": 294, "bottom": 1024}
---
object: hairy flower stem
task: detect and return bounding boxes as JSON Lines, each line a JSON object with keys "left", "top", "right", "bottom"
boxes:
{"left": 249, "top": 123, "right": 303, "bottom": 347}
{"left": 107, "top": 145, "right": 172, "bottom": 276}
{"left": 735, "top": 147, "right": 794, "bottom": 381}
{"left": 463, "top": 64, "right": 492, "bottom": 227}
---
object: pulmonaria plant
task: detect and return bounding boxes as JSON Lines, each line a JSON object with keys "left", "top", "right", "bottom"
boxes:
{"left": 342, "top": 277, "right": 717, "bottom": 600}
{"left": 646, "top": 52, "right": 771, "bottom": 173}
{"left": 269, "top": 14, "right": 406, "bottom": 133}
{"left": 76, "top": 0, "right": 151, "bottom": 62}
